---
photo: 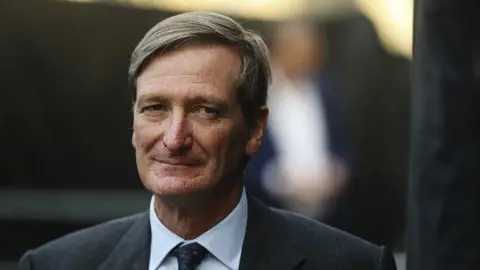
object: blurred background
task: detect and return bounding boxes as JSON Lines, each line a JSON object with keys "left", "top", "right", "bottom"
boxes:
{"left": 0, "top": 0, "right": 412, "bottom": 269}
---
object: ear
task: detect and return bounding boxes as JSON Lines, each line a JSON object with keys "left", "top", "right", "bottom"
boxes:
{"left": 245, "top": 106, "right": 269, "bottom": 156}
{"left": 131, "top": 102, "right": 138, "bottom": 149}
{"left": 131, "top": 132, "right": 137, "bottom": 149}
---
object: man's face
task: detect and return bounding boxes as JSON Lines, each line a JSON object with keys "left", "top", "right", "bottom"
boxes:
{"left": 273, "top": 24, "right": 321, "bottom": 76}
{"left": 132, "top": 43, "right": 265, "bottom": 197}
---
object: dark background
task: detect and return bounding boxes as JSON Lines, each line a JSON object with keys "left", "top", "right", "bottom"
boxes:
{"left": 0, "top": 0, "right": 410, "bottom": 262}
{"left": 407, "top": 0, "right": 480, "bottom": 269}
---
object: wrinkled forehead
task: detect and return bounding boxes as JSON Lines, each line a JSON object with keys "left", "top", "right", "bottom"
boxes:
{"left": 136, "top": 43, "right": 242, "bottom": 101}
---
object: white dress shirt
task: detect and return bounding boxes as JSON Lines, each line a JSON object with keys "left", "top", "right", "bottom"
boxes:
{"left": 265, "top": 67, "right": 331, "bottom": 189}
{"left": 263, "top": 66, "right": 332, "bottom": 217}
{"left": 148, "top": 189, "right": 248, "bottom": 270}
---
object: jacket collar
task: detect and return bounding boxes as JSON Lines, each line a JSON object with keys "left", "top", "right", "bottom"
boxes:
{"left": 98, "top": 212, "right": 150, "bottom": 270}
{"left": 239, "top": 196, "right": 305, "bottom": 270}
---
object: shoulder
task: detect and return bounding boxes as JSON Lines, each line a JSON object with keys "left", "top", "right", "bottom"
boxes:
{"left": 267, "top": 207, "right": 395, "bottom": 268}
{"left": 18, "top": 212, "right": 146, "bottom": 270}
{"left": 273, "top": 208, "right": 375, "bottom": 247}
{"left": 32, "top": 212, "right": 144, "bottom": 252}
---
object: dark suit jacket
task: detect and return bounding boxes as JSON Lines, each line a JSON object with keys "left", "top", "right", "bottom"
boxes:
{"left": 17, "top": 197, "right": 396, "bottom": 270}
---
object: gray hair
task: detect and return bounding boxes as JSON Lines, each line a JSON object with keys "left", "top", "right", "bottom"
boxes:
{"left": 129, "top": 11, "right": 271, "bottom": 127}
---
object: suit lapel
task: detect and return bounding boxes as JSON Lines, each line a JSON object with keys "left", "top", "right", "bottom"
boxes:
{"left": 98, "top": 212, "right": 150, "bottom": 270}
{"left": 239, "top": 197, "right": 305, "bottom": 270}
{"left": 98, "top": 197, "right": 305, "bottom": 270}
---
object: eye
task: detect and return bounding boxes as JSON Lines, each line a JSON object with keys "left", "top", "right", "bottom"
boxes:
{"left": 197, "top": 106, "right": 222, "bottom": 118}
{"left": 142, "top": 104, "right": 168, "bottom": 112}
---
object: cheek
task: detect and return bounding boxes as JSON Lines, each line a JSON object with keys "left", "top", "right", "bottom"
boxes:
{"left": 195, "top": 125, "right": 232, "bottom": 155}
{"left": 133, "top": 119, "right": 163, "bottom": 152}
{"left": 197, "top": 124, "right": 247, "bottom": 165}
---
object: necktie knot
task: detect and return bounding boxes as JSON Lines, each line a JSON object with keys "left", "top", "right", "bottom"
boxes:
{"left": 173, "top": 242, "right": 208, "bottom": 270}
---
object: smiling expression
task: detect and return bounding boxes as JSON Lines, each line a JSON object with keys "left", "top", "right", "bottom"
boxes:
{"left": 132, "top": 43, "right": 264, "bottom": 197}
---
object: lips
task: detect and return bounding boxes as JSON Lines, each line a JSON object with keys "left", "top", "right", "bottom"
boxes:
{"left": 153, "top": 157, "right": 203, "bottom": 166}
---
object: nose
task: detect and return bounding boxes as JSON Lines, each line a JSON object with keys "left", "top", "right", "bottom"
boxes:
{"left": 162, "top": 110, "right": 192, "bottom": 153}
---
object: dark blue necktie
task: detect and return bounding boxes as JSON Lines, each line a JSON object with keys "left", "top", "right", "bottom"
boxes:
{"left": 172, "top": 242, "right": 208, "bottom": 270}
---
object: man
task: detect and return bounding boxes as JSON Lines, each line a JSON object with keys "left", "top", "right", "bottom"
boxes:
{"left": 244, "top": 20, "right": 351, "bottom": 219}
{"left": 17, "top": 12, "right": 396, "bottom": 270}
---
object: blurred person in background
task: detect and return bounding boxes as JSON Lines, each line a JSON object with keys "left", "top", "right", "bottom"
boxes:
{"left": 17, "top": 12, "right": 395, "bottom": 270}
{"left": 245, "top": 20, "right": 351, "bottom": 220}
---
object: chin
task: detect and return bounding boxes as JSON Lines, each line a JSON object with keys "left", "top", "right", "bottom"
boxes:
{"left": 145, "top": 171, "right": 214, "bottom": 197}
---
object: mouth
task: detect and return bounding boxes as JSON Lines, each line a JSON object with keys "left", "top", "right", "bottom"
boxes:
{"left": 153, "top": 158, "right": 202, "bottom": 167}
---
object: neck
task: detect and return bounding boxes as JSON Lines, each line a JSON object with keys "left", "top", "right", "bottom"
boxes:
{"left": 154, "top": 179, "right": 244, "bottom": 240}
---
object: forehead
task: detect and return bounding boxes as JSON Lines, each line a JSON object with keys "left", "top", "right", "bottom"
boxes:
{"left": 136, "top": 43, "right": 241, "bottom": 100}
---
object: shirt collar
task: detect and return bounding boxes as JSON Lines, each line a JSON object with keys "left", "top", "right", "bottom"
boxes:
{"left": 148, "top": 197, "right": 184, "bottom": 270}
{"left": 149, "top": 189, "right": 248, "bottom": 270}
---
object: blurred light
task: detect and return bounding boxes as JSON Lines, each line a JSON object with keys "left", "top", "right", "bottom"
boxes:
{"left": 355, "top": 0, "right": 413, "bottom": 58}
{"left": 64, "top": 0, "right": 308, "bottom": 21}
{"left": 62, "top": 0, "right": 413, "bottom": 57}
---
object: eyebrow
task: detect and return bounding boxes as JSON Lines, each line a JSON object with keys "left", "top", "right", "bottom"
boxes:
{"left": 187, "top": 96, "right": 229, "bottom": 109}
{"left": 136, "top": 94, "right": 168, "bottom": 106}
